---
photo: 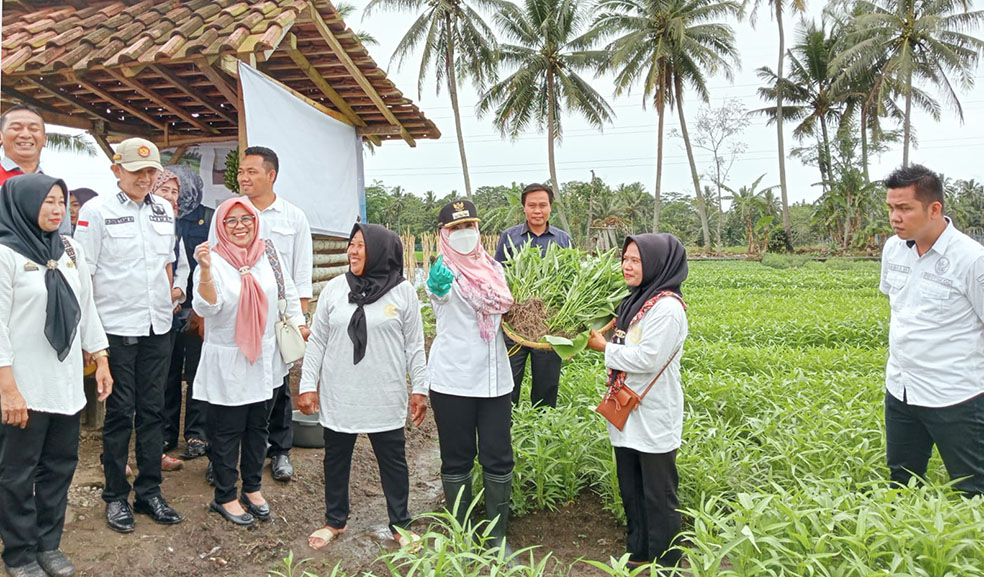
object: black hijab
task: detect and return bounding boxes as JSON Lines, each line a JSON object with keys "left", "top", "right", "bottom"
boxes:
{"left": 0, "top": 174, "right": 81, "bottom": 361}
{"left": 345, "top": 223, "right": 405, "bottom": 364}
{"left": 614, "top": 233, "right": 688, "bottom": 335}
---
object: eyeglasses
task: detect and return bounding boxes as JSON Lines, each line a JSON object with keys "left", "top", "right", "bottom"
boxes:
{"left": 222, "top": 215, "right": 256, "bottom": 227}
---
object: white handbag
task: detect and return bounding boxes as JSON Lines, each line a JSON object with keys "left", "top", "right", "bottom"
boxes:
{"left": 265, "top": 241, "right": 307, "bottom": 364}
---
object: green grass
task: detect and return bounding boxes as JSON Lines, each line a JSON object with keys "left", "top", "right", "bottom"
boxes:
{"left": 275, "top": 260, "right": 984, "bottom": 577}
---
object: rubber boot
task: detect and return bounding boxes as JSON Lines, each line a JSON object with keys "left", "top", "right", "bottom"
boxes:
{"left": 482, "top": 470, "right": 515, "bottom": 560}
{"left": 441, "top": 472, "right": 473, "bottom": 529}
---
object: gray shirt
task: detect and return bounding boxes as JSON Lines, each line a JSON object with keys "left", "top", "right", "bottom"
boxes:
{"left": 494, "top": 221, "right": 572, "bottom": 262}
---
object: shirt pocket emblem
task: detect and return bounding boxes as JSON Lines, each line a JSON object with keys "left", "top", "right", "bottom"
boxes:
{"left": 628, "top": 325, "right": 643, "bottom": 344}
{"left": 384, "top": 304, "right": 398, "bottom": 319}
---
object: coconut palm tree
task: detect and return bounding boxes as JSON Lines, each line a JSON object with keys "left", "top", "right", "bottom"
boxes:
{"left": 756, "top": 20, "right": 844, "bottom": 192}
{"left": 596, "top": 0, "right": 741, "bottom": 236}
{"left": 832, "top": 0, "right": 984, "bottom": 167}
{"left": 476, "top": 0, "right": 614, "bottom": 234}
{"left": 747, "top": 0, "right": 807, "bottom": 250}
{"left": 365, "top": 0, "right": 511, "bottom": 199}
{"left": 724, "top": 173, "right": 776, "bottom": 253}
{"left": 47, "top": 132, "right": 98, "bottom": 157}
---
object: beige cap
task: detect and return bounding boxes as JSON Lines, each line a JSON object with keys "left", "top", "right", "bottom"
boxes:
{"left": 112, "top": 138, "right": 162, "bottom": 172}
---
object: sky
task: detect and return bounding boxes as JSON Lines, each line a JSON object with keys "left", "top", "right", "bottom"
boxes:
{"left": 26, "top": 1, "right": 984, "bottom": 211}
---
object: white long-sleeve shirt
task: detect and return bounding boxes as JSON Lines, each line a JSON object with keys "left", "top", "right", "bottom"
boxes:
{"left": 426, "top": 283, "right": 513, "bottom": 398}
{"left": 173, "top": 237, "right": 189, "bottom": 305}
{"left": 0, "top": 238, "right": 108, "bottom": 414}
{"left": 208, "top": 195, "right": 313, "bottom": 299}
{"left": 604, "top": 297, "right": 688, "bottom": 454}
{"left": 299, "top": 275, "right": 427, "bottom": 434}
{"left": 880, "top": 220, "right": 984, "bottom": 407}
{"left": 192, "top": 247, "right": 304, "bottom": 406}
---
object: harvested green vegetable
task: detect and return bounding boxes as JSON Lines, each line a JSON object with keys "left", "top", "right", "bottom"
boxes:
{"left": 503, "top": 244, "right": 629, "bottom": 356}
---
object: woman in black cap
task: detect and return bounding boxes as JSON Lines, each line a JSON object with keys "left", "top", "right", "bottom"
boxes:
{"left": 426, "top": 200, "right": 516, "bottom": 555}
{"left": 587, "top": 233, "right": 689, "bottom": 569}
{"left": 298, "top": 223, "right": 428, "bottom": 550}
{"left": 0, "top": 174, "right": 113, "bottom": 577}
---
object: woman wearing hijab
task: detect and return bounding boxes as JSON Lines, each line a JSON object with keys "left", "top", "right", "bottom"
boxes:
{"left": 425, "top": 200, "right": 516, "bottom": 555}
{"left": 166, "top": 165, "right": 212, "bottom": 462}
{"left": 298, "top": 223, "right": 427, "bottom": 550}
{"left": 586, "top": 233, "right": 689, "bottom": 569}
{"left": 192, "top": 197, "right": 304, "bottom": 527}
{"left": 0, "top": 174, "right": 112, "bottom": 577}
{"left": 67, "top": 188, "right": 97, "bottom": 236}
{"left": 151, "top": 169, "right": 189, "bottom": 472}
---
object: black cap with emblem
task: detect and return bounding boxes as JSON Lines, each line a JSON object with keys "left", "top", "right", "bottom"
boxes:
{"left": 437, "top": 199, "right": 480, "bottom": 228}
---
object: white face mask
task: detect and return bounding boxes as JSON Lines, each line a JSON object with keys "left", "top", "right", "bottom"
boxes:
{"left": 447, "top": 227, "right": 480, "bottom": 255}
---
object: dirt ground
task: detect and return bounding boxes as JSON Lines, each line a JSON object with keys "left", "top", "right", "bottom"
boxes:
{"left": 59, "top": 377, "right": 627, "bottom": 577}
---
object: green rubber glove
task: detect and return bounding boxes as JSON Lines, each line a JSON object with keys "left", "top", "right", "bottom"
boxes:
{"left": 427, "top": 255, "right": 455, "bottom": 297}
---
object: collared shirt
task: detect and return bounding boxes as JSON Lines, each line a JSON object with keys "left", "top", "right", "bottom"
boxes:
{"left": 494, "top": 221, "right": 572, "bottom": 262}
{"left": 604, "top": 298, "right": 687, "bottom": 453}
{"left": 74, "top": 191, "right": 177, "bottom": 337}
{"left": 880, "top": 219, "right": 984, "bottom": 408}
{"left": 177, "top": 204, "right": 213, "bottom": 312}
{"left": 208, "top": 195, "right": 313, "bottom": 299}
{"left": 0, "top": 238, "right": 108, "bottom": 415}
{"left": 0, "top": 156, "right": 71, "bottom": 235}
{"left": 299, "top": 275, "right": 427, "bottom": 433}
{"left": 426, "top": 282, "right": 513, "bottom": 399}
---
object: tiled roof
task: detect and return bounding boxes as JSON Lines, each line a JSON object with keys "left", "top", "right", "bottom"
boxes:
{"left": 1, "top": 0, "right": 440, "bottom": 145}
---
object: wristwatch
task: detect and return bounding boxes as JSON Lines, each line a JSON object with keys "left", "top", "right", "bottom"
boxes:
{"left": 304, "top": 312, "right": 312, "bottom": 325}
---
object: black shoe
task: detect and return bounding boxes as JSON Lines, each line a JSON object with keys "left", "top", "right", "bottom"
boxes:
{"left": 4, "top": 561, "right": 45, "bottom": 577}
{"left": 105, "top": 500, "right": 135, "bottom": 533}
{"left": 133, "top": 495, "right": 183, "bottom": 525}
{"left": 271, "top": 455, "right": 293, "bottom": 482}
{"left": 209, "top": 501, "right": 255, "bottom": 527}
{"left": 205, "top": 462, "right": 215, "bottom": 486}
{"left": 180, "top": 439, "right": 207, "bottom": 460}
{"left": 239, "top": 495, "right": 270, "bottom": 521}
{"left": 36, "top": 551, "right": 74, "bottom": 577}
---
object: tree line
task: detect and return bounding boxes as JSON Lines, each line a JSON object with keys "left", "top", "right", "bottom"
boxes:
{"left": 362, "top": 0, "right": 984, "bottom": 250}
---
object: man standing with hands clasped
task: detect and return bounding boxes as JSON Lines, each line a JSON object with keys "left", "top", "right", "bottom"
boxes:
{"left": 494, "top": 183, "right": 571, "bottom": 408}
{"left": 75, "top": 138, "right": 184, "bottom": 533}
{"left": 880, "top": 164, "right": 984, "bottom": 496}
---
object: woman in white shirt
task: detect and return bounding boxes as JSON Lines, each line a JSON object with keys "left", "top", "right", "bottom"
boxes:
{"left": 192, "top": 198, "right": 304, "bottom": 527}
{"left": 425, "top": 200, "right": 515, "bottom": 555}
{"left": 587, "top": 233, "right": 689, "bottom": 570}
{"left": 298, "top": 223, "right": 427, "bottom": 550}
{"left": 0, "top": 174, "right": 112, "bottom": 577}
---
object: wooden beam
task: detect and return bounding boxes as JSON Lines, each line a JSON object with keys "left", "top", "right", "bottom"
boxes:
{"left": 167, "top": 144, "right": 188, "bottom": 165}
{"left": 284, "top": 34, "right": 365, "bottom": 128}
{"left": 356, "top": 125, "right": 403, "bottom": 136}
{"left": 90, "top": 130, "right": 116, "bottom": 162}
{"left": 194, "top": 59, "right": 239, "bottom": 105}
{"left": 237, "top": 71, "right": 247, "bottom": 154}
{"left": 147, "top": 66, "right": 238, "bottom": 124}
{"left": 307, "top": 5, "right": 416, "bottom": 147}
{"left": 74, "top": 77, "right": 167, "bottom": 131}
{"left": 26, "top": 78, "right": 123, "bottom": 127}
{"left": 106, "top": 70, "right": 220, "bottom": 135}
{"left": 108, "top": 133, "right": 237, "bottom": 147}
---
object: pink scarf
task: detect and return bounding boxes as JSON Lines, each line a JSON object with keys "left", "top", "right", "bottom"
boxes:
{"left": 213, "top": 198, "right": 268, "bottom": 364}
{"left": 439, "top": 225, "right": 513, "bottom": 341}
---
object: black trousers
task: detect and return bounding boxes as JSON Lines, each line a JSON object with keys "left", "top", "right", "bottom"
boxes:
{"left": 101, "top": 331, "right": 171, "bottom": 504}
{"left": 163, "top": 329, "right": 206, "bottom": 448}
{"left": 207, "top": 401, "right": 269, "bottom": 504}
{"left": 430, "top": 391, "right": 513, "bottom": 477}
{"left": 614, "top": 447, "right": 682, "bottom": 567}
{"left": 266, "top": 375, "right": 292, "bottom": 458}
{"left": 506, "top": 338, "right": 562, "bottom": 408}
{"left": 0, "top": 411, "right": 80, "bottom": 568}
{"left": 885, "top": 390, "right": 984, "bottom": 495}
{"left": 322, "top": 426, "right": 410, "bottom": 532}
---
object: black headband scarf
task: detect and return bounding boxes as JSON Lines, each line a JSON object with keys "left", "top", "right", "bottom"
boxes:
{"left": 345, "top": 223, "right": 405, "bottom": 364}
{"left": 0, "top": 174, "right": 81, "bottom": 361}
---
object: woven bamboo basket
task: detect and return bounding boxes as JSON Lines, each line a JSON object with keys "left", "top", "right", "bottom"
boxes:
{"left": 503, "top": 318, "right": 615, "bottom": 350}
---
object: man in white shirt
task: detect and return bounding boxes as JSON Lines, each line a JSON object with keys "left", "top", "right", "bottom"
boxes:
{"left": 209, "top": 146, "right": 313, "bottom": 482}
{"left": 75, "top": 138, "right": 184, "bottom": 532}
{"left": 880, "top": 164, "right": 984, "bottom": 496}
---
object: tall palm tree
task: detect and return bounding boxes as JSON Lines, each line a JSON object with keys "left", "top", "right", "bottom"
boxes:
{"left": 723, "top": 173, "right": 776, "bottom": 253}
{"left": 476, "top": 0, "right": 614, "bottom": 234}
{"left": 365, "top": 0, "right": 510, "bottom": 199}
{"left": 596, "top": 0, "right": 741, "bottom": 235}
{"left": 747, "top": 0, "right": 807, "bottom": 250}
{"left": 756, "top": 20, "right": 843, "bottom": 192}
{"left": 48, "top": 132, "right": 98, "bottom": 156}
{"left": 832, "top": 0, "right": 984, "bottom": 166}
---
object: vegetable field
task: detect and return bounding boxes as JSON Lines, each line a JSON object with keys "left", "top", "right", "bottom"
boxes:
{"left": 277, "top": 260, "right": 984, "bottom": 577}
